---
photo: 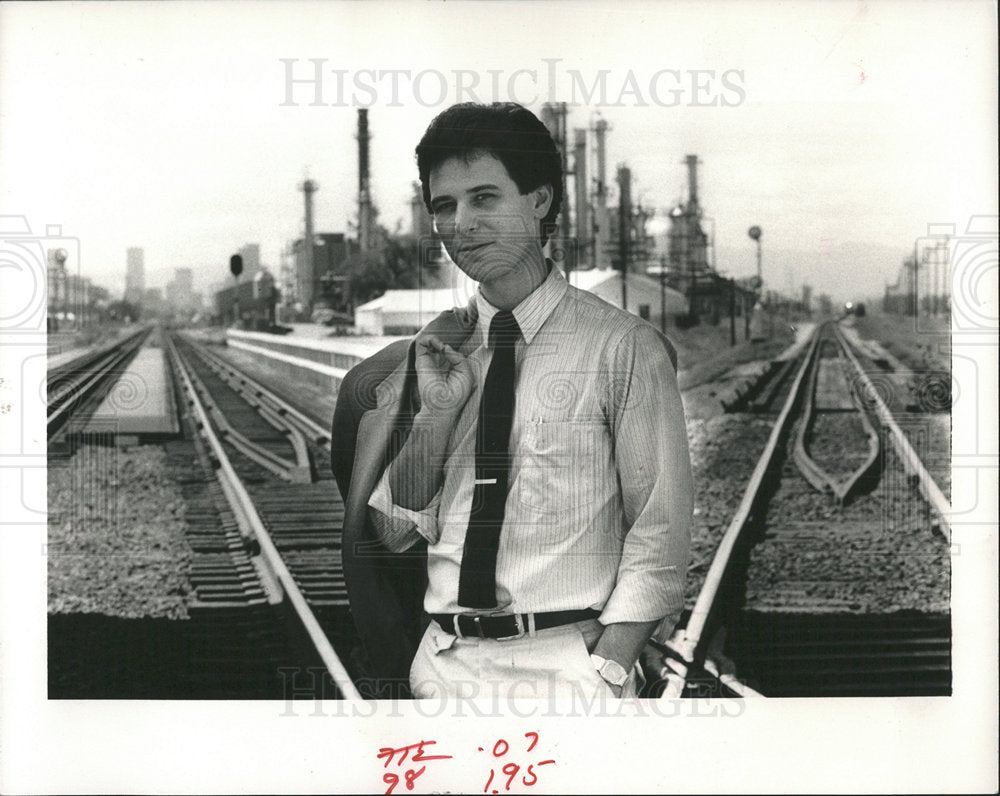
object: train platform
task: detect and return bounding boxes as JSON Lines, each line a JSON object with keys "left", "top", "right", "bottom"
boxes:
{"left": 49, "top": 344, "right": 102, "bottom": 372}
{"left": 48, "top": 329, "right": 127, "bottom": 372}
{"left": 222, "top": 326, "right": 407, "bottom": 392}
{"left": 81, "top": 344, "right": 180, "bottom": 441}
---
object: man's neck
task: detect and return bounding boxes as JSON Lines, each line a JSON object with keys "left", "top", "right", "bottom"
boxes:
{"left": 479, "top": 250, "right": 549, "bottom": 311}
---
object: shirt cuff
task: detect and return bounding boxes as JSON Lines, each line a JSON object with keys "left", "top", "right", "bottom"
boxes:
{"left": 598, "top": 566, "right": 686, "bottom": 628}
{"left": 367, "top": 469, "right": 442, "bottom": 549}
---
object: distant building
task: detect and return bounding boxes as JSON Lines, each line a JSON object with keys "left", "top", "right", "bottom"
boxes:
{"left": 166, "top": 267, "right": 199, "bottom": 316}
{"left": 125, "top": 247, "right": 145, "bottom": 305}
{"left": 354, "top": 267, "right": 689, "bottom": 336}
{"left": 293, "top": 232, "right": 356, "bottom": 316}
{"left": 143, "top": 287, "right": 166, "bottom": 317}
{"left": 237, "top": 243, "right": 261, "bottom": 282}
{"left": 568, "top": 269, "right": 688, "bottom": 331}
{"left": 355, "top": 288, "right": 459, "bottom": 335}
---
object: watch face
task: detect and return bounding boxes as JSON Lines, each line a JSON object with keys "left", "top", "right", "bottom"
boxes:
{"left": 599, "top": 659, "right": 629, "bottom": 686}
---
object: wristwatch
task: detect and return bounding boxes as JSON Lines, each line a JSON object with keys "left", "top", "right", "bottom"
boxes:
{"left": 590, "top": 654, "right": 629, "bottom": 689}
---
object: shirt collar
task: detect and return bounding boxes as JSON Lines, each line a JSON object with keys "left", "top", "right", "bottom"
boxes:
{"left": 475, "top": 262, "right": 568, "bottom": 347}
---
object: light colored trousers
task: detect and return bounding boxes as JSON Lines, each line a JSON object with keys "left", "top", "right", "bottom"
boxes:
{"left": 410, "top": 618, "right": 642, "bottom": 701}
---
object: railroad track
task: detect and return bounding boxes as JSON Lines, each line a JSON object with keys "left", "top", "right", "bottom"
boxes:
{"left": 166, "top": 333, "right": 361, "bottom": 699}
{"left": 654, "top": 320, "right": 952, "bottom": 698}
{"left": 47, "top": 326, "right": 151, "bottom": 442}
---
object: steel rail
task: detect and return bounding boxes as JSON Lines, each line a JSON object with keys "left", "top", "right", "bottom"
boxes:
{"left": 179, "top": 336, "right": 315, "bottom": 471}
{"left": 166, "top": 334, "right": 362, "bottom": 700}
{"left": 173, "top": 340, "right": 311, "bottom": 482}
{"left": 832, "top": 322, "right": 951, "bottom": 541}
{"left": 660, "top": 325, "right": 823, "bottom": 698}
{"left": 177, "top": 346, "right": 303, "bottom": 479}
{"left": 791, "top": 326, "right": 881, "bottom": 505}
{"left": 47, "top": 326, "right": 150, "bottom": 387}
{"left": 47, "top": 327, "right": 151, "bottom": 437}
{"left": 181, "top": 334, "right": 332, "bottom": 454}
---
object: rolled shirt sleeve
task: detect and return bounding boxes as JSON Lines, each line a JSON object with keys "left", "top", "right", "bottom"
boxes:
{"left": 598, "top": 323, "right": 693, "bottom": 632}
{"left": 368, "top": 469, "right": 442, "bottom": 552}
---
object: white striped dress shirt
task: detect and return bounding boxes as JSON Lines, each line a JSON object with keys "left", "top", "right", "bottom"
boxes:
{"left": 369, "top": 266, "right": 692, "bottom": 635}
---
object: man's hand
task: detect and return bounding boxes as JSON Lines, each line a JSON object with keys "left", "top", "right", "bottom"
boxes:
{"left": 387, "top": 334, "right": 474, "bottom": 511}
{"left": 415, "top": 333, "right": 476, "bottom": 417}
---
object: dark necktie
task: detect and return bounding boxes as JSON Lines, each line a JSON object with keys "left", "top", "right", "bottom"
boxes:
{"left": 457, "top": 310, "right": 520, "bottom": 609}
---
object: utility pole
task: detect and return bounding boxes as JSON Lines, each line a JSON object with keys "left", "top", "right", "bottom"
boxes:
{"left": 729, "top": 277, "right": 736, "bottom": 346}
{"left": 659, "top": 254, "right": 667, "bottom": 335}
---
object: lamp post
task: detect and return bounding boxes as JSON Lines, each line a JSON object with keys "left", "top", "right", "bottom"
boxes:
{"left": 54, "top": 248, "right": 68, "bottom": 331}
{"left": 748, "top": 225, "right": 762, "bottom": 288}
{"left": 658, "top": 253, "right": 667, "bottom": 335}
{"left": 748, "top": 225, "right": 764, "bottom": 339}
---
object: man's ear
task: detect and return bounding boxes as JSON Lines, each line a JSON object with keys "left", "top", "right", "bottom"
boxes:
{"left": 530, "top": 184, "right": 553, "bottom": 219}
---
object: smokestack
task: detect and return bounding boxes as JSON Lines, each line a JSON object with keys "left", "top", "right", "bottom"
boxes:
{"left": 616, "top": 164, "right": 632, "bottom": 310}
{"left": 357, "top": 109, "right": 372, "bottom": 253}
{"left": 685, "top": 154, "right": 700, "bottom": 211}
{"left": 594, "top": 118, "right": 609, "bottom": 270}
{"left": 300, "top": 178, "right": 318, "bottom": 310}
{"left": 573, "top": 128, "right": 588, "bottom": 269}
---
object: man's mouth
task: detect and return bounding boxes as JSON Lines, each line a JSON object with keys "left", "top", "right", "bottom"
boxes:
{"left": 458, "top": 241, "right": 493, "bottom": 256}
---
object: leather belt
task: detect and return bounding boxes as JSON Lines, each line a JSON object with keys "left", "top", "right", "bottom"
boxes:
{"left": 430, "top": 608, "right": 600, "bottom": 641}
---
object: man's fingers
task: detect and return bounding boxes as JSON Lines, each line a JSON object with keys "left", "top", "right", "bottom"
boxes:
{"left": 416, "top": 333, "right": 443, "bottom": 354}
{"left": 417, "top": 335, "right": 466, "bottom": 368}
{"left": 437, "top": 343, "right": 466, "bottom": 366}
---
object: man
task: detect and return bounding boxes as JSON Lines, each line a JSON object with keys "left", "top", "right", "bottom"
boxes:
{"left": 336, "top": 102, "right": 692, "bottom": 701}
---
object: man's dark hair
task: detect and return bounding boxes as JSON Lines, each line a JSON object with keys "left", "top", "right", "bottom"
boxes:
{"left": 416, "top": 102, "right": 563, "bottom": 245}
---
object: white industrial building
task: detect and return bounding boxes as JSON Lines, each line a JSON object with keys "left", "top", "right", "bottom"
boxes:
{"left": 354, "top": 268, "right": 688, "bottom": 336}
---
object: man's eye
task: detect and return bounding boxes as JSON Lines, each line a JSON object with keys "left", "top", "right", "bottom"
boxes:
{"left": 432, "top": 203, "right": 455, "bottom": 216}
{"left": 474, "top": 193, "right": 496, "bottom": 204}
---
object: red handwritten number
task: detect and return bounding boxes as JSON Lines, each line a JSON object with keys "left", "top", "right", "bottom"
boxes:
{"left": 484, "top": 735, "right": 549, "bottom": 792}
{"left": 384, "top": 766, "right": 426, "bottom": 794}
{"left": 405, "top": 766, "right": 426, "bottom": 790}
{"left": 522, "top": 764, "right": 537, "bottom": 787}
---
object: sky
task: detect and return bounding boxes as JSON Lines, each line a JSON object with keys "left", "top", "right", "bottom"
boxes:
{"left": 0, "top": 0, "right": 996, "bottom": 305}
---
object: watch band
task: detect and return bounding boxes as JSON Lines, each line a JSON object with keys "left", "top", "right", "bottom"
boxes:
{"left": 590, "top": 654, "right": 629, "bottom": 688}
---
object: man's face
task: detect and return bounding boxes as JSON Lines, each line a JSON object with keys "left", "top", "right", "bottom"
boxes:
{"left": 428, "top": 152, "right": 549, "bottom": 284}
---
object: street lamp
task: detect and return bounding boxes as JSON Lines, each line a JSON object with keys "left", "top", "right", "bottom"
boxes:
{"left": 747, "top": 226, "right": 764, "bottom": 340}
{"left": 54, "top": 248, "right": 68, "bottom": 331}
{"left": 747, "top": 225, "right": 762, "bottom": 289}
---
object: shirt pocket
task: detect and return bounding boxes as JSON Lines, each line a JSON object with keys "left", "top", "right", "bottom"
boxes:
{"left": 512, "top": 420, "right": 611, "bottom": 518}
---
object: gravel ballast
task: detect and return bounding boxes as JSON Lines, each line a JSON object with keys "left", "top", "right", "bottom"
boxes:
{"left": 48, "top": 444, "right": 193, "bottom": 619}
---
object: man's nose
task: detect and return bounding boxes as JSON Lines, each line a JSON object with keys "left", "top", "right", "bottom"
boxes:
{"left": 455, "top": 203, "right": 479, "bottom": 235}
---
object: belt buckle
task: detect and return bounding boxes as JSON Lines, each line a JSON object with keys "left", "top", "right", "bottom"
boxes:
{"left": 494, "top": 613, "right": 526, "bottom": 642}
{"left": 453, "top": 613, "right": 486, "bottom": 640}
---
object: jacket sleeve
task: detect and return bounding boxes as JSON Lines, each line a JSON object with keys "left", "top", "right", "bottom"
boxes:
{"left": 330, "top": 338, "right": 411, "bottom": 501}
